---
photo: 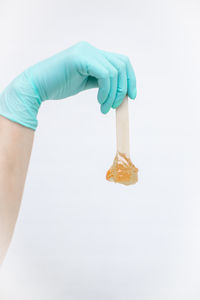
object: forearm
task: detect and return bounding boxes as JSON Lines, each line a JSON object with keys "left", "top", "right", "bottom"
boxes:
{"left": 0, "top": 116, "right": 34, "bottom": 265}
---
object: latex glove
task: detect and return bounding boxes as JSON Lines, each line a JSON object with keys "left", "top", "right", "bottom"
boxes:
{"left": 0, "top": 42, "right": 137, "bottom": 130}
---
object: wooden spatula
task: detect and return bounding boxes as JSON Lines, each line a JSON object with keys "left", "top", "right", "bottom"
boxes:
{"left": 106, "top": 95, "right": 138, "bottom": 185}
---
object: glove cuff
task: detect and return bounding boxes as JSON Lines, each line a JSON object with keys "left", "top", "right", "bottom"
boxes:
{"left": 0, "top": 72, "right": 41, "bottom": 130}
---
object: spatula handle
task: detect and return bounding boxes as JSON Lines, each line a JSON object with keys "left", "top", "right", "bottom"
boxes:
{"left": 116, "top": 95, "right": 130, "bottom": 158}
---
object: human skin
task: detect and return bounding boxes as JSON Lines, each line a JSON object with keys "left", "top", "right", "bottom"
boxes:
{"left": 0, "top": 115, "right": 34, "bottom": 265}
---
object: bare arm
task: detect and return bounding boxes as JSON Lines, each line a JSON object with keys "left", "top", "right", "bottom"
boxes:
{"left": 0, "top": 116, "right": 34, "bottom": 265}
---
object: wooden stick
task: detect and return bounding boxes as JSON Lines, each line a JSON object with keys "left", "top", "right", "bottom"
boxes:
{"left": 116, "top": 95, "right": 130, "bottom": 158}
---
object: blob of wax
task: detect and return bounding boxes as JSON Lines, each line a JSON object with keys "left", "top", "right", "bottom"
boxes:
{"left": 106, "top": 152, "right": 138, "bottom": 186}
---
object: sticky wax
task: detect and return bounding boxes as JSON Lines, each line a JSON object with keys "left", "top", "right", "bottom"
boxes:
{"left": 106, "top": 152, "right": 138, "bottom": 186}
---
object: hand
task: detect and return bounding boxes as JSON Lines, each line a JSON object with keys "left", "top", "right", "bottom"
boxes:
{"left": 0, "top": 42, "right": 137, "bottom": 130}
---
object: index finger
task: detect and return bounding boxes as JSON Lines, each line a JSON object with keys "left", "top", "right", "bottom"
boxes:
{"left": 116, "top": 55, "right": 137, "bottom": 100}
{"left": 86, "top": 62, "right": 110, "bottom": 105}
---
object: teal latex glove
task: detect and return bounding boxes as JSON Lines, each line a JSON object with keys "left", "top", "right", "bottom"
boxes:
{"left": 0, "top": 42, "right": 137, "bottom": 130}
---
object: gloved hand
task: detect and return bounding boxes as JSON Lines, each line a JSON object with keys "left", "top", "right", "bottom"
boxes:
{"left": 0, "top": 42, "right": 137, "bottom": 130}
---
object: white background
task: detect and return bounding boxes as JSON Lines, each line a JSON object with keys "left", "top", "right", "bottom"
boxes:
{"left": 0, "top": 0, "right": 200, "bottom": 299}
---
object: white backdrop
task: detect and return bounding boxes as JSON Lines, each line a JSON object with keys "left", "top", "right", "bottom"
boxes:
{"left": 0, "top": 0, "right": 200, "bottom": 299}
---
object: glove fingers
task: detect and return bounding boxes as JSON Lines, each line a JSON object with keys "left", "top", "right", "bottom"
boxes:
{"left": 87, "top": 58, "right": 118, "bottom": 112}
{"left": 102, "top": 53, "right": 127, "bottom": 109}
{"left": 101, "top": 50, "right": 137, "bottom": 101}
{"left": 79, "top": 45, "right": 136, "bottom": 114}
{"left": 116, "top": 54, "right": 137, "bottom": 100}
{"left": 99, "top": 59, "right": 118, "bottom": 114}
{"left": 87, "top": 62, "right": 110, "bottom": 105}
